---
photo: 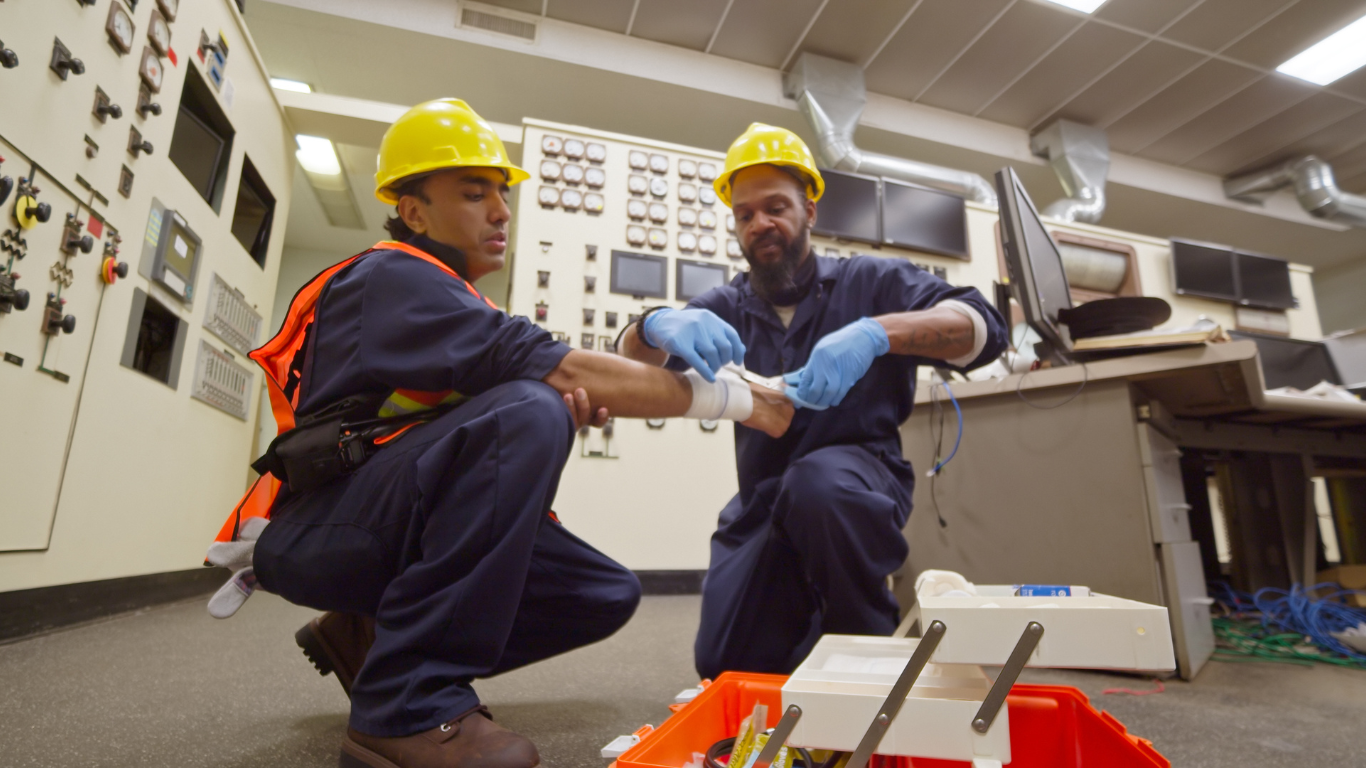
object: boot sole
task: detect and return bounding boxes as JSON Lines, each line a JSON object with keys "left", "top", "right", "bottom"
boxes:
{"left": 296, "top": 621, "right": 337, "bottom": 680}
{"left": 339, "top": 736, "right": 402, "bottom": 768}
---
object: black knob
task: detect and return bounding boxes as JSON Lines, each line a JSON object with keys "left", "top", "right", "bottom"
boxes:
{"left": 130, "top": 140, "right": 153, "bottom": 157}
{"left": 60, "top": 314, "right": 76, "bottom": 335}
{"left": 13, "top": 289, "right": 29, "bottom": 312}
{"left": 67, "top": 234, "right": 94, "bottom": 254}
{"left": 0, "top": 47, "right": 17, "bottom": 70}
{"left": 29, "top": 201, "right": 52, "bottom": 223}
{"left": 0, "top": 176, "right": 12, "bottom": 207}
{"left": 115, "top": 262, "right": 129, "bottom": 279}
{"left": 98, "top": 102, "right": 122, "bottom": 120}
{"left": 138, "top": 102, "right": 162, "bottom": 117}
{"left": 58, "top": 58, "right": 84, "bottom": 76}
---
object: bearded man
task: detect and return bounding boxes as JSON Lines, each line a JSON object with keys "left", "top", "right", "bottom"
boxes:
{"left": 617, "top": 124, "right": 1008, "bottom": 677}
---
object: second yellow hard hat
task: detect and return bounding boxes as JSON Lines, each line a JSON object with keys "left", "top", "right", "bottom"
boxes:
{"left": 375, "top": 98, "right": 529, "bottom": 204}
{"left": 714, "top": 123, "right": 825, "bottom": 208}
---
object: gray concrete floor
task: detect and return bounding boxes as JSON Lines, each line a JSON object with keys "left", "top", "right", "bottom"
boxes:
{"left": 1, "top": 593, "right": 1363, "bottom": 767}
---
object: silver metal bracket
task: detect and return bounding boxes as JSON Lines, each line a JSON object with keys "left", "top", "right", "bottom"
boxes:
{"left": 845, "top": 619, "right": 947, "bottom": 768}
{"left": 971, "top": 621, "right": 1045, "bottom": 734}
{"left": 750, "top": 704, "right": 802, "bottom": 768}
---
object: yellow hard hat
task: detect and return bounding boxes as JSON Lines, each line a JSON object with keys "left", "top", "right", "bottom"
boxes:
{"left": 375, "top": 98, "right": 529, "bottom": 204}
{"left": 714, "top": 123, "right": 824, "bottom": 208}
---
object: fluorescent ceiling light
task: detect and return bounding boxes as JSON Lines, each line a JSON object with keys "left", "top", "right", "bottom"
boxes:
{"left": 296, "top": 135, "right": 342, "bottom": 176}
{"left": 1039, "top": 0, "right": 1108, "bottom": 12}
{"left": 1277, "top": 13, "right": 1366, "bottom": 86}
{"left": 270, "top": 78, "right": 312, "bottom": 93}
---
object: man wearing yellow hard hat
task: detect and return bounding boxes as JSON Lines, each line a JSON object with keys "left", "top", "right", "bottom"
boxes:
{"left": 619, "top": 123, "right": 1008, "bottom": 678}
{"left": 221, "top": 100, "right": 793, "bottom": 768}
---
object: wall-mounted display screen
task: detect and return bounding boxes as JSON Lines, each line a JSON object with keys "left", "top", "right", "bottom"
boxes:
{"left": 676, "top": 259, "right": 728, "bottom": 302}
{"left": 610, "top": 250, "right": 668, "bottom": 299}
{"left": 1171, "top": 240, "right": 1237, "bottom": 303}
{"left": 1235, "top": 251, "right": 1296, "bottom": 309}
{"left": 813, "top": 168, "right": 879, "bottom": 244}
{"left": 1230, "top": 331, "right": 1339, "bottom": 390}
{"left": 881, "top": 179, "right": 968, "bottom": 259}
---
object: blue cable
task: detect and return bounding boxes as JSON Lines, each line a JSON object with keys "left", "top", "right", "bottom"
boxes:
{"left": 1252, "top": 583, "right": 1366, "bottom": 661}
{"left": 928, "top": 378, "right": 962, "bottom": 477}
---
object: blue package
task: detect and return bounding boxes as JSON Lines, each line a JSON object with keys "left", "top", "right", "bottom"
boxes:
{"left": 1016, "top": 584, "right": 1071, "bottom": 597}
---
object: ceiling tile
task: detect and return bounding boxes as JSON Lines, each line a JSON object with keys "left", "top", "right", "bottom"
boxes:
{"left": 1221, "top": 0, "right": 1366, "bottom": 69}
{"left": 1187, "top": 93, "right": 1364, "bottom": 174}
{"left": 547, "top": 0, "right": 637, "bottom": 33}
{"left": 1327, "top": 142, "right": 1366, "bottom": 179}
{"left": 1338, "top": 171, "right": 1366, "bottom": 194}
{"left": 709, "top": 0, "right": 826, "bottom": 67}
{"left": 1274, "top": 110, "right": 1366, "bottom": 162}
{"left": 630, "top": 0, "right": 732, "bottom": 50}
{"left": 1105, "top": 60, "right": 1262, "bottom": 152}
{"left": 1093, "top": 0, "right": 1201, "bottom": 33}
{"left": 976, "top": 21, "right": 1144, "bottom": 126}
{"left": 1328, "top": 66, "right": 1366, "bottom": 100}
{"left": 864, "top": 0, "right": 1014, "bottom": 102}
{"left": 1138, "top": 75, "right": 1316, "bottom": 164}
{"left": 918, "top": 1, "right": 1078, "bottom": 113}
{"left": 1163, "top": 0, "right": 1294, "bottom": 52}
{"left": 1041, "top": 41, "right": 1205, "bottom": 129}
{"left": 800, "top": 0, "right": 921, "bottom": 65}
{"left": 477, "top": 0, "right": 542, "bottom": 15}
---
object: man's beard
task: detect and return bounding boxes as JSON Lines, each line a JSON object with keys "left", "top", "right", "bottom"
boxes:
{"left": 743, "top": 229, "right": 810, "bottom": 304}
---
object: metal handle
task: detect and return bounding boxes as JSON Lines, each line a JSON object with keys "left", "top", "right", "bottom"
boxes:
{"left": 846, "top": 620, "right": 947, "bottom": 768}
{"left": 750, "top": 705, "right": 802, "bottom": 768}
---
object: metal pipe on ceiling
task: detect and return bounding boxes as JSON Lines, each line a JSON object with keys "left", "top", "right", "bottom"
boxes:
{"left": 1224, "top": 156, "right": 1366, "bottom": 229}
{"left": 1029, "top": 119, "right": 1110, "bottom": 224}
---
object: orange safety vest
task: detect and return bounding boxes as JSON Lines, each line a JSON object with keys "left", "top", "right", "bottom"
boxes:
{"left": 211, "top": 240, "right": 499, "bottom": 544}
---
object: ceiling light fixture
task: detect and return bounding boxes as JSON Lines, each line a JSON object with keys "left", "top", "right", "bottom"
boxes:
{"left": 1039, "top": 0, "right": 1108, "bottom": 13}
{"left": 296, "top": 135, "right": 342, "bottom": 176}
{"left": 1277, "top": 13, "right": 1366, "bottom": 86}
{"left": 270, "top": 77, "right": 312, "bottom": 93}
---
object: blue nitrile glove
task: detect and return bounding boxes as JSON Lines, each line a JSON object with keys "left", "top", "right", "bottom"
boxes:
{"left": 642, "top": 308, "right": 746, "bottom": 382}
{"left": 783, "top": 317, "right": 890, "bottom": 408}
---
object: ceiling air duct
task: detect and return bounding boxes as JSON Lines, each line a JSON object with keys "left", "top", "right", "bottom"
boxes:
{"left": 783, "top": 53, "right": 997, "bottom": 206}
{"left": 1224, "top": 156, "right": 1366, "bottom": 228}
{"left": 1030, "top": 119, "right": 1110, "bottom": 224}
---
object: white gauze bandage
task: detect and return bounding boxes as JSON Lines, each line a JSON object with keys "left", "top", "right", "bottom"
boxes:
{"left": 683, "top": 368, "right": 753, "bottom": 421}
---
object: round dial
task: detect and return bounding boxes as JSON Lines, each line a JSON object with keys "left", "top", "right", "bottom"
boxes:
{"left": 626, "top": 225, "right": 647, "bottom": 246}
{"left": 698, "top": 210, "right": 718, "bottom": 230}
{"left": 678, "top": 159, "right": 697, "bottom": 179}
{"left": 628, "top": 175, "right": 648, "bottom": 195}
{"left": 649, "top": 154, "right": 669, "bottom": 174}
{"left": 649, "top": 177, "right": 669, "bottom": 198}
{"left": 584, "top": 167, "right": 606, "bottom": 188}
{"left": 583, "top": 192, "right": 605, "bottom": 213}
{"left": 539, "top": 160, "right": 562, "bottom": 181}
{"left": 157, "top": 0, "right": 179, "bottom": 22}
{"left": 107, "top": 5, "right": 135, "bottom": 53}
{"left": 677, "top": 207, "right": 698, "bottom": 227}
{"left": 627, "top": 199, "right": 647, "bottom": 220}
{"left": 563, "top": 139, "right": 585, "bottom": 159}
{"left": 628, "top": 150, "right": 649, "bottom": 170}
{"left": 698, "top": 234, "right": 718, "bottom": 255}
{"left": 139, "top": 48, "right": 164, "bottom": 92}
{"left": 560, "top": 189, "right": 583, "bottom": 210}
{"left": 561, "top": 164, "right": 584, "bottom": 185}
{"left": 647, "top": 202, "right": 668, "bottom": 223}
{"left": 726, "top": 239, "right": 743, "bottom": 259}
{"left": 538, "top": 186, "right": 560, "bottom": 206}
{"left": 726, "top": 214, "right": 736, "bottom": 233}
{"left": 541, "top": 135, "right": 563, "bottom": 155}
{"left": 149, "top": 12, "right": 171, "bottom": 56}
{"left": 677, "top": 183, "right": 697, "bottom": 203}
{"left": 586, "top": 143, "right": 607, "bottom": 163}
{"left": 647, "top": 228, "right": 668, "bottom": 249}
{"left": 697, "top": 162, "right": 718, "bottom": 182}
{"left": 678, "top": 232, "right": 698, "bottom": 252}
{"left": 698, "top": 186, "right": 717, "bottom": 206}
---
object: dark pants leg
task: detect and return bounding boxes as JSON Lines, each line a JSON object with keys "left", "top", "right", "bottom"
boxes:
{"left": 255, "top": 380, "right": 637, "bottom": 737}
{"left": 694, "top": 445, "right": 912, "bottom": 679}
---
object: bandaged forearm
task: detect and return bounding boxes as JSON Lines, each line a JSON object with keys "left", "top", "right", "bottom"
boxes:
{"left": 683, "top": 369, "right": 753, "bottom": 421}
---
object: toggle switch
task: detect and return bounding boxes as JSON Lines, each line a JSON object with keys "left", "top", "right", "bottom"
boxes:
{"left": 42, "top": 293, "right": 76, "bottom": 335}
{"left": 537, "top": 270, "right": 550, "bottom": 288}
{"left": 93, "top": 88, "right": 123, "bottom": 122}
{"left": 62, "top": 215, "right": 95, "bottom": 255}
{"left": 0, "top": 156, "right": 12, "bottom": 207}
{"left": 101, "top": 256, "right": 129, "bottom": 284}
{"left": 605, "top": 312, "right": 618, "bottom": 328}
{"left": 582, "top": 308, "right": 595, "bottom": 326}
{"left": 585, "top": 244, "right": 598, "bottom": 260}
{"left": 14, "top": 181, "right": 52, "bottom": 230}
{"left": 137, "top": 84, "right": 161, "bottom": 118}
{"left": 584, "top": 275, "right": 596, "bottom": 293}
{"left": 0, "top": 40, "right": 18, "bottom": 69}
{"left": 49, "top": 38, "right": 85, "bottom": 80}
{"left": 0, "top": 278, "right": 29, "bottom": 313}
{"left": 535, "top": 302, "right": 548, "bottom": 323}
{"left": 580, "top": 332, "right": 594, "bottom": 349}
{"left": 128, "top": 127, "right": 153, "bottom": 158}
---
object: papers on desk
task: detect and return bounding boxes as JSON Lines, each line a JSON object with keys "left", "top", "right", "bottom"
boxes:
{"left": 1267, "top": 380, "right": 1362, "bottom": 402}
{"left": 1070, "top": 320, "right": 1229, "bottom": 352}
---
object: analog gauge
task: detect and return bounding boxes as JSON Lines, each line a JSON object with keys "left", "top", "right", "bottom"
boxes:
{"left": 563, "top": 139, "right": 585, "bottom": 159}
{"left": 698, "top": 234, "right": 718, "bottom": 255}
{"left": 698, "top": 186, "right": 717, "bottom": 206}
{"left": 157, "top": 0, "right": 179, "bottom": 22}
{"left": 561, "top": 164, "right": 584, "bottom": 185}
{"left": 626, "top": 225, "right": 647, "bottom": 246}
{"left": 726, "top": 213, "right": 736, "bottom": 233}
{"left": 537, "top": 186, "right": 560, "bottom": 207}
{"left": 678, "top": 232, "right": 698, "bottom": 252}
{"left": 139, "top": 47, "right": 164, "bottom": 92}
{"left": 647, "top": 228, "right": 668, "bottom": 249}
{"left": 698, "top": 210, "right": 718, "bottom": 230}
{"left": 627, "top": 199, "right": 648, "bottom": 220}
{"left": 586, "top": 143, "right": 607, "bottom": 163}
{"left": 678, "top": 159, "right": 697, "bottom": 179}
{"left": 628, "top": 150, "right": 649, "bottom": 170}
{"left": 677, "top": 183, "right": 698, "bottom": 203}
{"left": 106, "top": 3, "right": 136, "bottom": 54}
{"left": 726, "top": 239, "right": 743, "bottom": 259}
{"left": 148, "top": 10, "right": 171, "bottom": 56}
{"left": 649, "top": 177, "right": 669, "bottom": 198}
{"left": 628, "top": 175, "right": 648, "bottom": 195}
{"left": 677, "top": 207, "right": 698, "bottom": 227}
{"left": 584, "top": 167, "right": 606, "bottom": 188}
{"left": 583, "top": 192, "right": 605, "bottom": 213}
{"left": 697, "top": 162, "right": 718, "bottom": 182}
{"left": 647, "top": 202, "right": 669, "bottom": 223}
{"left": 649, "top": 154, "right": 669, "bottom": 174}
{"left": 539, "top": 160, "right": 562, "bottom": 181}
{"left": 541, "top": 135, "right": 563, "bottom": 155}
{"left": 560, "top": 188, "right": 583, "bottom": 210}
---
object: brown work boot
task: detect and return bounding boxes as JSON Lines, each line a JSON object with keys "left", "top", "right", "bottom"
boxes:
{"left": 340, "top": 706, "right": 540, "bottom": 768}
{"left": 295, "top": 611, "right": 375, "bottom": 697}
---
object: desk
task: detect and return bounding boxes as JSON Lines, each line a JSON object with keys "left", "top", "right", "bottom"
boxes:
{"left": 899, "top": 341, "right": 1366, "bottom": 679}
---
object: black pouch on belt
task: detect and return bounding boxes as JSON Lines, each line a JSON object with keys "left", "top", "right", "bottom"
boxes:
{"left": 252, "top": 395, "right": 383, "bottom": 494}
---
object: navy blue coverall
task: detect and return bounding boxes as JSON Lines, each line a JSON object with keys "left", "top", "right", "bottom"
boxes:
{"left": 253, "top": 236, "right": 642, "bottom": 737}
{"left": 673, "top": 254, "right": 1007, "bottom": 679}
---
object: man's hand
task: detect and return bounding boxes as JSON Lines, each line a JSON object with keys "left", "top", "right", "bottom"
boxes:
{"left": 642, "top": 308, "right": 746, "bottom": 382}
{"left": 784, "top": 317, "right": 890, "bottom": 409}
{"left": 563, "top": 387, "right": 609, "bottom": 430}
{"left": 740, "top": 382, "right": 795, "bottom": 438}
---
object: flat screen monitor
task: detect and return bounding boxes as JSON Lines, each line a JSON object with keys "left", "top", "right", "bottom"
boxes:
{"left": 168, "top": 108, "right": 227, "bottom": 202}
{"left": 676, "top": 259, "right": 728, "bottom": 302}
{"left": 1171, "top": 239, "right": 1237, "bottom": 303}
{"left": 1235, "top": 251, "right": 1295, "bottom": 309}
{"left": 881, "top": 179, "right": 968, "bottom": 259}
{"left": 1230, "top": 331, "right": 1340, "bottom": 390}
{"left": 994, "top": 167, "right": 1073, "bottom": 360}
{"left": 812, "top": 168, "right": 879, "bottom": 244}
{"left": 609, "top": 250, "right": 668, "bottom": 299}
{"left": 153, "top": 210, "right": 202, "bottom": 302}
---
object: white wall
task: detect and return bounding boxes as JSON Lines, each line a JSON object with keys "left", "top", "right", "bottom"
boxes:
{"left": 1314, "top": 259, "right": 1366, "bottom": 334}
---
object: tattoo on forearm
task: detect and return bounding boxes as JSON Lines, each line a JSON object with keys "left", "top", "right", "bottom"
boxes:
{"left": 889, "top": 326, "right": 973, "bottom": 356}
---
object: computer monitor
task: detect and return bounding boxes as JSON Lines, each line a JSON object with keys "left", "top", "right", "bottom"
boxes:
{"left": 1171, "top": 240, "right": 1238, "bottom": 303}
{"left": 610, "top": 250, "right": 668, "bottom": 299}
{"left": 812, "top": 168, "right": 879, "bottom": 244}
{"left": 676, "top": 259, "right": 728, "bottom": 302}
{"left": 994, "top": 167, "right": 1073, "bottom": 364}
{"left": 1235, "top": 251, "right": 1296, "bottom": 310}
{"left": 1230, "top": 331, "right": 1341, "bottom": 390}
{"left": 881, "top": 179, "right": 968, "bottom": 259}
